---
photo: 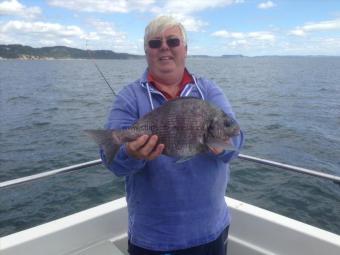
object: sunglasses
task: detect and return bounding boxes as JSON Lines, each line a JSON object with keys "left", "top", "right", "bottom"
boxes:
{"left": 148, "top": 38, "right": 181, "bottom": 49}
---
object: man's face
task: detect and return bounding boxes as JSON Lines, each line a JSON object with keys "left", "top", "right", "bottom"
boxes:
{"left": 145, "top": 26, "right": 187, "bottom": 79}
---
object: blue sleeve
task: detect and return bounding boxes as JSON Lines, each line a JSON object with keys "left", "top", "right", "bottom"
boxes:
{"left": 100, "top": 87, "right": 147, "bottom": 176}
{"left": 204, "top": 80, "right": 245, "bottom": 163}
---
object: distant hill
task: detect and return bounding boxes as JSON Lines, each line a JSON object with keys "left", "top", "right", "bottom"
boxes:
{"left": 221, "top": 54, "right": 244, "bottom": 58}
{"left": 188, "top": 55, "right": 213, "bottom": 58}
{"left": 0, "top": 44, "right": 144, "bottom": 59}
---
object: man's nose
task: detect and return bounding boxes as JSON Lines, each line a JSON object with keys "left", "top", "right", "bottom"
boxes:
{"left": 160, "top": 39, "right": 169, "bottom": 50}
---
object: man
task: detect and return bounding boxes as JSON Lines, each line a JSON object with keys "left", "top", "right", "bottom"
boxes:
{"left": 101, "top": 16, "right": 244, "bottom": 255}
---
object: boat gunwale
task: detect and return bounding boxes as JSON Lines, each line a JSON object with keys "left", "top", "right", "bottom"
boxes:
{"left": 1, "top": 197, "right": 340, "bottom": 255}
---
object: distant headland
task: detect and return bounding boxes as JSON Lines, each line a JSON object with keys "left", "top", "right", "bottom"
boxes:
{"left": 0, "top": 44, "right": 246, "bottom": 60}
{"left": 0, "top": 44, "right": 145, "bottom": 60}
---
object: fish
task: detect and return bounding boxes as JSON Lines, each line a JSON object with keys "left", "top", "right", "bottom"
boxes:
{"left": 85, "top": 97, "right": 240, "bottom": 163}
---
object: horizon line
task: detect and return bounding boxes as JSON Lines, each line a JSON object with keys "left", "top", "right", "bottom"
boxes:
{"left": 0, "top": 44, "right": 339, "bottom": 58}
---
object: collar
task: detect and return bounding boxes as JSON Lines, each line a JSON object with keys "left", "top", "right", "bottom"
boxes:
{"left": 147, "top": 68, "right": 194, "bottom": 100}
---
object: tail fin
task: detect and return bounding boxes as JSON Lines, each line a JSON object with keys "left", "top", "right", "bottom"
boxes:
{"left": 84, "top": 129, "right": 121, "bottom": 164}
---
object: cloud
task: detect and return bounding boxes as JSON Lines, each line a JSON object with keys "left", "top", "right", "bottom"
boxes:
{"left": 280, "top": 37, "right": 340, "bottom": 55}
{"left": 212, "top": 30, "right": 276, "bottom": 42}
{"left": 48, "top": 0, "right": 240, "bottom": 14}
{"left": 48, "top": 1, "right": 241, "bottom": 33}
{"left": 160, "top": 0, "right": 235, "bottom": 15}
{"left": 88, "top": 20, "right": 127, "bottom": 39}
{"left": 0, "top": 31, "right": 12, "bottom": 44}
{"left": 178, "top": 16, "right": 208, "bottom": 32}
{"left": 1, "top": 20, "right": 84, "bottom": 37}
{"left": 289, "top": 19, "right": 340, "bottom": 36}
{"left": 85, "top": 19, "right": 131, "bottom": 51}
{"left": 257, "top": 1, "right": 275, "bottom": 10}
{"left": 0, "top": 19, "right": 140, "bottom": 53}
{"left": 0, "top": 0, "right": 41, "bottom": 18}
{"left": 210, "top": 29, "right": 277, "bottom": 54}
{"left": 0, "top": 19, "right": 86, "bottom": 47}
{"left": 211, "top": 20, "right": 340, "bottom": 55}
{"left": 248, "top": 31, "right": 276, "bottom": 41}
{"left": 150, "top": 0, "right": 241, "bottom": 32}
{"left": 289, "top": 29, "right": 306, "bottom": 37}
{"left": 144, "top": 13, "right": 207, "bottom": 32}
{"left": 48, "top": 0, "right": 155, "bottom": 13}
{"left": 0, "top": 20, "right": 84, "bottom": 47}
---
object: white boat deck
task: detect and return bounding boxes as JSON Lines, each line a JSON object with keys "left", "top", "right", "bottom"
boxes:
{"left": 1, "top": 197, "right": 339, "bottom": 255}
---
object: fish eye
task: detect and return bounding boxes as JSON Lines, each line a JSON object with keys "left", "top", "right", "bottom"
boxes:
{"left": 207, "top": 124, "right": 217, "bottom": 137}
{"left": 225, "top": 117, "right": 236, "bottom": 127}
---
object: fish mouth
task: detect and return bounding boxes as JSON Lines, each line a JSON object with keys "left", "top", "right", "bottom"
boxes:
{"left": 207, "top": 138, "right": 232, "bottom": 148}
{"left": 234, "top": 129, "right": 241, "bottom": 136}
{"left": 230, "top": 126, "right": 241, "bottom": 136}
{"left": 221, "top": 138, "right": 233, "bottom": 146}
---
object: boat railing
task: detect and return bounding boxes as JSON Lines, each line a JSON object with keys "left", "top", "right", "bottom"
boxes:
{"left": 0, "top": 154, "right": 339, "bottom": 189}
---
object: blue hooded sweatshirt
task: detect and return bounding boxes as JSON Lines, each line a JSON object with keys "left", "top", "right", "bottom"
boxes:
{"left": 101, "top": 69, "right": 244, "bottom": 251}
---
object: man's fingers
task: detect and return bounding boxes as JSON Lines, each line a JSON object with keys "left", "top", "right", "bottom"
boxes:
{"left": 128, "top": 135, "right": 149, "bottom": 151}
{"left": 126, "top": 135, "right": 149, "bottom": 158}
{"left": 139, "top": 135, "right": 159, "bottom": 157}
{"left": 126, "top": 135, "right": 163, "bottom": 160}
{"left": 147, "top": 144, "right": 165, "bottom": 160}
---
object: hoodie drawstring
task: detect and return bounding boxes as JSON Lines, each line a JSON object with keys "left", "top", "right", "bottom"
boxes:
{"left": 144, "top": 74, "right": 204, "bottom": 111}
{"left": 192, "top": 75, "right": 205, "bottom": 100}
{"left": 146, "top": 82, "right": 155, "bottom": 110}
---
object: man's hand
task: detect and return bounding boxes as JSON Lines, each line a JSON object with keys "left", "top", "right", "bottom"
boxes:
{"left": 126, "top": 135, "right": 164, "bottom": 160}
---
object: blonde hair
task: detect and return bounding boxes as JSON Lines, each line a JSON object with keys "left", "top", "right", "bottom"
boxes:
{"left": 144, "top": 16, "right": 187, "bottom": 49}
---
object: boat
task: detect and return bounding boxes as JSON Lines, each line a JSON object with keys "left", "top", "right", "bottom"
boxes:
{"left": 1, "top": 154, "right": 340, "bottom": 255}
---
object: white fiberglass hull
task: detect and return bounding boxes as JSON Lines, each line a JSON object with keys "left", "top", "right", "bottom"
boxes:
{"left": 1, "top": 197, "right": 339, "bottom": 255}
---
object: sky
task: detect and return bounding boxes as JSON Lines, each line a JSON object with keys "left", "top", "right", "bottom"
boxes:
{"left": 0, "top": 0, "right": 340, "bottom": 56}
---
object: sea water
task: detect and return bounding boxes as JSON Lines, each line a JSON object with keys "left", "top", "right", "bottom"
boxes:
{"left": 0, "top": 57, "right": 339, "bottom": 236}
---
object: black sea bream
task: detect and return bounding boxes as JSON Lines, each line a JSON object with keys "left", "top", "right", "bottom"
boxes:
{"left": 85, "top": 97, "right": 240, "bottom": 163}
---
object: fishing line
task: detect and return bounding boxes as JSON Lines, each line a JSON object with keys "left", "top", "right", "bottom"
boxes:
{"left": 85, "top": 40, "right": 136, "bottom": 110}
{"left": 86, "top": 41, "right": 116, "bottom": 96}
